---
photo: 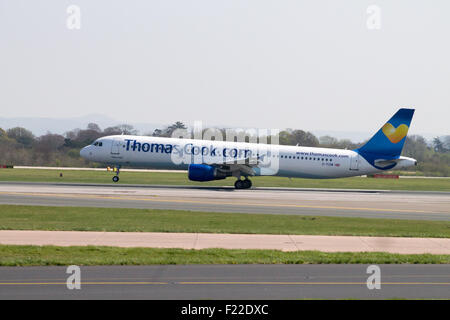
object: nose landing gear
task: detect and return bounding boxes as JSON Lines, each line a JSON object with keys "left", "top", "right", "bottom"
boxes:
{"left": 112, "top": 166, "right": 120, "bottom": 182}
{"left": 234, "top": 178, "right": 252, "bottom": 189}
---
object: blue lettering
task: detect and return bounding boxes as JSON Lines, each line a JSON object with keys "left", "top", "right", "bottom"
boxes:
{"left": 132, "top": 140, "right": 141, "bottom": 152}
{"left": 125, "top": 139, "right": 133, "bottom": 151}
{"left": 173, "top": 144, "right": 181, "bottom": 155}
{"left": 151, "top": 143, "right": 165, "bottom": 153}
{"left": 165, "top": 144, "right": 173, "bottom": 154}
{"left": 142, "top": 143, "right": 150, "bottom": 152}
{"left": 184, "top": 143, "right": 193, "bottom": 155}
{"left": 192, "top": 146, "right": 200, "bottom": 155}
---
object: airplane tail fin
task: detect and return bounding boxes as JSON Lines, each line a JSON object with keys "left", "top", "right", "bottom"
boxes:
{"left": 356, "top": 108, "right": 415, "bottom": 159}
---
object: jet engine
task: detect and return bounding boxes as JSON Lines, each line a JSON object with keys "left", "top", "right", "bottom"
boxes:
{"left": 188, "top": 164, "right": 230, "bottom": 182}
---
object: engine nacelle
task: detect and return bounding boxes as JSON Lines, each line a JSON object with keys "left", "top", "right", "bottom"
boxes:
{"left": 188, "top": 164, "right": 229, "bottom": 182}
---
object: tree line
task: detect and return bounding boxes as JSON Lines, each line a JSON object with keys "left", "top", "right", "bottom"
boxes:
{"left": 0, "top": 122, "right": 449, "bottom": 176}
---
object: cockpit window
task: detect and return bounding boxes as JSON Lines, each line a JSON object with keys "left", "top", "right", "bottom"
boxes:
{"left": 93, "top": 141, "right": 103, "bottom": 147}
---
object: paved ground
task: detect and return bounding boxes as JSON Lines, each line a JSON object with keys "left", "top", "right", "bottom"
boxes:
{"left": 13, "top": 166, "right": 450, "bottom": 178}
{"left": 0, "top": 265, "right": 448, "bottom": 299}
{"left": 0, "top": 182, "right": 449, "bottom": 220}
{"left": 1, "top": 230, "right": 449, "bottom": 254}
{"left": 13, "top": 166, "right": 186, "bottom": 173}
{"left": 1, "top": 181, "right": 448, "bottom": 300}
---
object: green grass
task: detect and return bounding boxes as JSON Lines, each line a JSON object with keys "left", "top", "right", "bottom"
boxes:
{"left": 1, "top": 245, "right": 449, "bottom": 266}
{"left": 0, "top": 168, "right": 449, "bottom": 191}
{"left": 1, "top": 205, "right": 449, "bottom": 238}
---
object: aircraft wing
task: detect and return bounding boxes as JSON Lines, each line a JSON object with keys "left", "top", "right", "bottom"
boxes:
{"left": 206, "top": 156, "right": 261, "bottom": 177}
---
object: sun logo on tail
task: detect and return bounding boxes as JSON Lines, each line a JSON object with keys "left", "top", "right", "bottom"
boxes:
{"left": 381, "top": 123, "right": 409, "bottom": 144}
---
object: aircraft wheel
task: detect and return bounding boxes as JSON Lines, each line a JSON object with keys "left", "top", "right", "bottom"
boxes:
{"left": 235, "top": 179, "right": 252, "bottom": 189}
{"left": 112, "top": 176, "right": 119, "bottom": 183}
{"left": 243, "top": 179, "right": 252, "bottom": 189}
{"left": 234, "top": 180, "right": 244, "bottom": 189}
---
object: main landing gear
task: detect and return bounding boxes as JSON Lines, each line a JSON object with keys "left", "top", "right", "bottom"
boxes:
{"left": 112, "top": 166, "right": 120, "bottom": 182}
{"left": 234, "top": 178, "right": 252, "bottom": 189}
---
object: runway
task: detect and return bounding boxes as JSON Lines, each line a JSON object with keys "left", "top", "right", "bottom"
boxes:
{"left": 0, "top": 265, "right": 449, "bottom": 299}
{"left": 1, "top": 182, "right": 449, "bottom": 300}
{"left": 0, "top": 182, "right": 449, "bottom": 220}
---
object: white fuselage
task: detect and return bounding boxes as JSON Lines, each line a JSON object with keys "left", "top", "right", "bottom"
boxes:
{"left": 80, "top": 135, "right": 415, "bottom": 179}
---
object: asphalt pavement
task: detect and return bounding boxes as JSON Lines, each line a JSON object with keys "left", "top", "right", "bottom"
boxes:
{"left": 0, "top": 265, "right": 448, "bottom": 299}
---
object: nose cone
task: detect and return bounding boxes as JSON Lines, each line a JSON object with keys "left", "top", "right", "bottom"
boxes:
{"left": 80, "top": 146, "right": 89, "bottom": 159}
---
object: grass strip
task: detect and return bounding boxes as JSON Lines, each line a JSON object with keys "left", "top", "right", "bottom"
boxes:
{"left": 0, "top": 205, "right": 449, "bottom": 238}
{"left": 1, "top": 245, "right": 449, "bottom": 266}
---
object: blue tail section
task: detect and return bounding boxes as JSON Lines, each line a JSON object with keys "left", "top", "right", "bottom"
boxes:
{"left": 355, "top": 108, "right": 415, "bottom": 169}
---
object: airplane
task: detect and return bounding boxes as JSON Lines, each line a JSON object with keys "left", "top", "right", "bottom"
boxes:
{"left": 80, "top": 108, "right": 417, "bottom": 189}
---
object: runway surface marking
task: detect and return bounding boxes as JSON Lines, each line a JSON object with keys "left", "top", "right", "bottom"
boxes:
{"left": 0, "top": 191, "right": 436, "bottom": 214}
{"left": 0, "top": 281, "right": 449, "bottom": 285}
{"left": 0, "top": 282, "right": 168, "bottom": 285}
{"left": 1, "top": 230, "right": 449, "bottom": 254}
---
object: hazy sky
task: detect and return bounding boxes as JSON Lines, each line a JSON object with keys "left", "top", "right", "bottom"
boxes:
{"left": 1, "top": 0, "right": 449, "bottom": 136}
